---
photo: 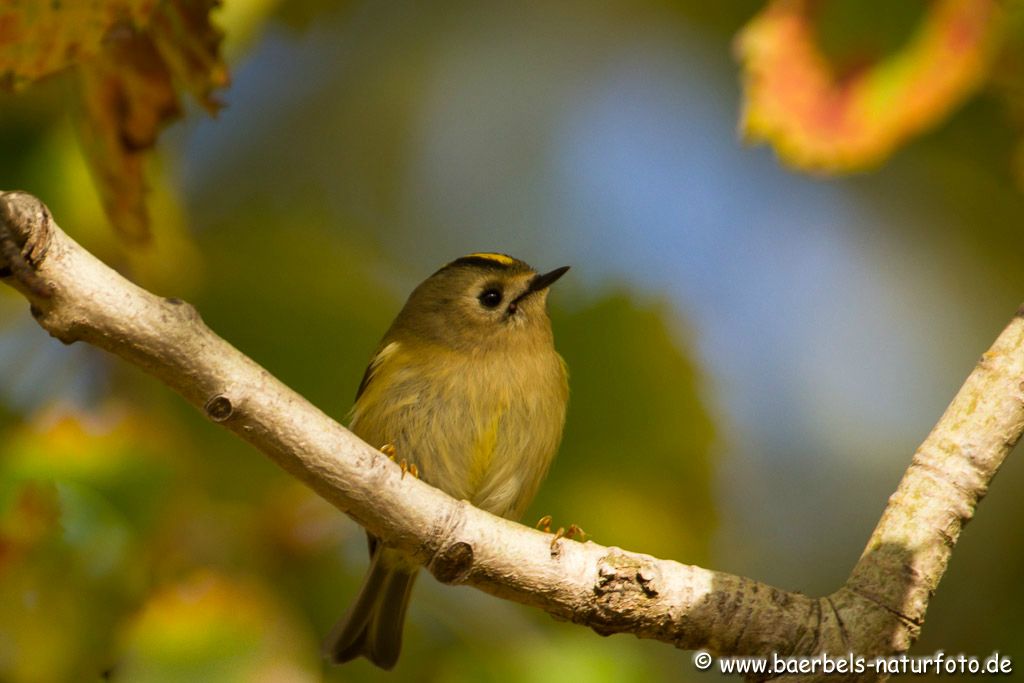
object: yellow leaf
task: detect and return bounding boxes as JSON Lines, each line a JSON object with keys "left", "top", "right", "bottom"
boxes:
{"left": 117, "top": 571, "right": 319, "bottom": 682}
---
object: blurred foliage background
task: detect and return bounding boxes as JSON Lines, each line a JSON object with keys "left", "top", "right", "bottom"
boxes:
{"left": 1, "top": 0, "right": 1024, "bottom": 681}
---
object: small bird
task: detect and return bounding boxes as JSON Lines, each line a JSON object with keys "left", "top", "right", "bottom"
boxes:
{"left": 324, "top": 253, "right": 570, "bottom": 669}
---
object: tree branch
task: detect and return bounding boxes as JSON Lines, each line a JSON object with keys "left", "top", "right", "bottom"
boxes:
{"left": 2, "top": 190, "right": 1021, "bottom": 681}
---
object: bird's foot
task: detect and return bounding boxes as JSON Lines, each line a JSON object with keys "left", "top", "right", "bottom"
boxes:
{"left": 380, "top": 443, "right": 419, "bottom": 479}
{"left": 536, "top": 515, "right": 587, "bottom": 550}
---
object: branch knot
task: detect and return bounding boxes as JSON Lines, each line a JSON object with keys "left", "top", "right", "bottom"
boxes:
{"left": 0, "top": 190, "right": 53, "bottom": 298}
{"left": 431, "top": 541, "right": 474, "bottom": 584}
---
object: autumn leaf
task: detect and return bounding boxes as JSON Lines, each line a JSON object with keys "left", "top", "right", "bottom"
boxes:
{"left": 0, "top": 0, "right": 154, "bottom": 90}
{"left": 736, "top": 0, "right": 1005, "bottom": 172}
{"left": 74, "top": 27, "right": 182, "bottom": 243}
{"left": 0, "top": 0, "right": 227, "bottom": 242}
{"left": 147, "top": 0, "right": 228, "bottom": 110}
{"left": 74, "top": 0, "right": 228, "bottom": 242}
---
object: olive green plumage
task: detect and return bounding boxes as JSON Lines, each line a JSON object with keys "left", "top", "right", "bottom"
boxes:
{"left": 324, "top": 253, "right": 570, "bottom": 669}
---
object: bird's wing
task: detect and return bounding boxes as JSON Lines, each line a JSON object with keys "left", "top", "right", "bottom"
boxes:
{"left": 354, "top": 341, "right": 401, "bottom": 402}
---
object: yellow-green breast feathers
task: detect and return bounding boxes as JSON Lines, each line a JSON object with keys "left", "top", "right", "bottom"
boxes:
{"left": 348, "top": 337, "right": 567, "bottom": 519}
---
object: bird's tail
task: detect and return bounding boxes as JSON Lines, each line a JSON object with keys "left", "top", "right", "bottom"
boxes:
{"left": 324, "top": 546, "right": 419, "bottom": 670}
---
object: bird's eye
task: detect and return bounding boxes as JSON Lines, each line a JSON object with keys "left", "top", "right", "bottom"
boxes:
{"left": 478, "top": 287, "right": 503, "bottom": 308}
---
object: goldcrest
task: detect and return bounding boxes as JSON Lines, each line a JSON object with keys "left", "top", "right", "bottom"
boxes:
{"left": 325, "top": 253, "right": 570, "bottom": 669}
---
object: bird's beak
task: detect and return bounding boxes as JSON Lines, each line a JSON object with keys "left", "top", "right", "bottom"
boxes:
{"left": 527, "top": 266, "right": 570, "bottom": 294}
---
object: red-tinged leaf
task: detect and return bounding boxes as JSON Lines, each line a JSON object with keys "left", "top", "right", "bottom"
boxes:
{"left": 736, "top": 0, "right": 1005, "bottom": 172}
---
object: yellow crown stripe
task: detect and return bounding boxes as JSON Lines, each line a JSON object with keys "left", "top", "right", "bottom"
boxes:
{"left": 464, "top": 252, "right": 517, "bottom": 266}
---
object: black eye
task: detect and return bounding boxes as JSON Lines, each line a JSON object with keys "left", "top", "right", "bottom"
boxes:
{"left": 478, "top": 287, "right": 503, "bottom": 308}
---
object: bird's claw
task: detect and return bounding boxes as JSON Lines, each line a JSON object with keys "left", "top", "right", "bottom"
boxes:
{"left": 537, "top": 515, "right": 586, "bottom": 551}
{"left": 400, "top": 460, "right": 419, "bottom": 479}
{"left": 380, "top": 443, "right": 419, "bottom": 479}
